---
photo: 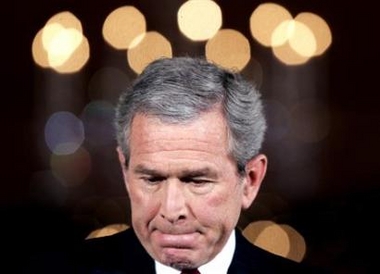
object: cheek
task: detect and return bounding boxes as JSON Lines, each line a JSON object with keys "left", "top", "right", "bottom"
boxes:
{"left": 128, "top": 186, "right": 158, "bottom": 219}
{"left": 208, "top": 182, "right": 243, "bottom": 206}
{"left": 196, "top": 186, "right": 243, "bottom": 221}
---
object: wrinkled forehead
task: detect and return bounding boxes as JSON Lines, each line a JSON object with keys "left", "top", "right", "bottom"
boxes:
{"left": 129, "top": 110, "right": 230, "bottom": 153}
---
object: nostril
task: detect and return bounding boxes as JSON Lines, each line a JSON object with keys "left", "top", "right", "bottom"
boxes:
{"left": 160, "top": 213, "right": 186, "bottom": 224}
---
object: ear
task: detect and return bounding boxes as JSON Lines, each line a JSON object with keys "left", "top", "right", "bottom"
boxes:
{"left": 241, "top": 154, "right": 267, "bottom": 209}
{"left": 117, "top": 146, "right": 130, "bottom": 191}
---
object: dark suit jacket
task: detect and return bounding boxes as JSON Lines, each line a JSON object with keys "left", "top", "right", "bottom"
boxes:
{"left": 25, "top": 228, "right": 324, "bottom": 273}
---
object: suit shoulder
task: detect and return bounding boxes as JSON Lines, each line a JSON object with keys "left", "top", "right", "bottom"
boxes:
{"left": 230, "top": 229, "right": 329, "bottom": 273}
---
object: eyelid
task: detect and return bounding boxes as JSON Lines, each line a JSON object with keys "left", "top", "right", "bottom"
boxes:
{"left": 140, "top": 176, "right": 165, "bottom": 184}
{"left": 182, "top": 177, "right": 212, "bottom": 184}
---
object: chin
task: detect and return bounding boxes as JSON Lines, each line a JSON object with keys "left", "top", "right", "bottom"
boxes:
{"left": 161, "top": 250, "right": 200, "bottom": 270}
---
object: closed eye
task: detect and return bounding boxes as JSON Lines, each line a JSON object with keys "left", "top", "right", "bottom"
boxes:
{"left": 141, "top": 176, "right": 166, "bottom": 184}
{"left": 181, "top": 177, "right": 213, "bottom": 185}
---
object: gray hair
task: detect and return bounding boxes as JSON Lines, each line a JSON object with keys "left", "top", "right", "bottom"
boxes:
{"left": 115, "top": 56, "right": 267, "bottom": 173}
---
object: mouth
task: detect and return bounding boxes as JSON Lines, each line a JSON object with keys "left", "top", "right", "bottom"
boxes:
{"left": 153, "top": 230, "right": 201, "bottom": 249}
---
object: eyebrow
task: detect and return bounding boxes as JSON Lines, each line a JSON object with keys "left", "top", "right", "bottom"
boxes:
{"left": 133, "top": 164, "right": 218, "bottom": 179}
{"left": 134, "top": 165, "right": 166, "bottom": 177}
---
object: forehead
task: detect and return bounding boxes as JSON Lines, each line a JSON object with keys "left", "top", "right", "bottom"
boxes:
{"left": 129, "top": 110, "right": 230, "bottom": 155}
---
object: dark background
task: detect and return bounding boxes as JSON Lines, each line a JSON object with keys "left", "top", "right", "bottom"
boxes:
{"left": 6, "top": 0, "right": 380, "bottom": 273}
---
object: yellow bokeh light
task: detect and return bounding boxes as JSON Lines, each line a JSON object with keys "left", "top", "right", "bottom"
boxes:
{"left": 45, "top": 11, "right": 83, "bottom": 33}
{"left": 205, "top": 29, "right": 250, "bottom": 71}
{"left": 42, "top": 23, "right": 64, "bottom": 51}
{"left": 272, "top": 42, "right": 310, "bottom": 65}
{"left": 32, "top": 11, "right": 89, "bottom": 73}
{"left": 43, "top": 24, "right": 84, "bottom": 67}
{"left": 271, "top": 19, "right": 293, "bottom": 47}
{"left": 32, "top": 29, "right": 50, "bottom": 68}
{"left": 86, "top": 223, "right": 129, "bottom": 239}
{"left": 102, "top": 6, "right": 146, "bottom": 50}
{"left": 288, "top": 20, "right": 317, "bottom": 57}
{"left": 127, "top": 31, "right": 172, "bottom": 74}
{"left": 255, "top": 223, "right": 291, "bottom": 257}
{"left": 177, "top": 0, "right": 222, "bottom": 41}
{"left": 295, "top": 12, "right": 332, "bottom": 56}
{"left": 53, "top": 36, "right": 90, "bottom": 73}
{"left": 243, "top": 221, "right": 307, "bottom": 262}
{"left": 243, "top": 220, "right": 275, "bottom": 242}
{"left": 250, "top": 3, "right": 292, "bottom": 47}
{"left": 282, "top": 224, "right": 306, "bottom": 262}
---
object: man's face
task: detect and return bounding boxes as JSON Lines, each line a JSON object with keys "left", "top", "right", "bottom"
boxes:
{"left": 118, "top": 109, "right": 265, "bottom": 269}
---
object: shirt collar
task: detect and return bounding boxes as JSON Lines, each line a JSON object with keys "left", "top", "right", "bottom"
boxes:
{"left": 155, "top": 230, "right": 236, "bottom": 274}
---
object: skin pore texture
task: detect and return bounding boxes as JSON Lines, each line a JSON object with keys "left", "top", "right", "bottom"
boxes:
{"left": 117, "top": 108, "right": 267, "bottom": 270}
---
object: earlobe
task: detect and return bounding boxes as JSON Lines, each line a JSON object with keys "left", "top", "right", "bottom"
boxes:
{"left": 241, "top": 154, "right": 268, "bottom": 209}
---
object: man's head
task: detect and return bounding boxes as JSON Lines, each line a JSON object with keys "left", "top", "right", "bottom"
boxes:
{"left": 114, "top": 57, "right": 267, "bottom": 270}
{"left": 115, "top": 56, "right": 266, "bottom": 174}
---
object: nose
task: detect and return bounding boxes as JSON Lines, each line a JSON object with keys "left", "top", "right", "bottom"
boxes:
{"left": 160, "top": 179, "right": 188, "bottom": 223}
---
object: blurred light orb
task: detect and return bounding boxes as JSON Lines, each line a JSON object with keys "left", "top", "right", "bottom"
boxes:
{"left": 243, "top": 221, "right": 306, "bottom": 262}
{"left": 295, "top": 12, "right": 332, "bottom": 56}
{"left": 254, "top": 223, "right": 291, "bottom": 257}
{"left": 272, "top": 42, "right": 310, "bottom": 65}
{"left": 52, "top": 36, "right": 90, "bottom": 73}
{"left": 281, "top": 224, "right": 307, "bottom": 262}
{"left": 177, "top": 0, "right": 222, "bottom": 41}
{"left": 45, "top": 111, "right": 85, "bottom": 155}
{"left": 287, "top": 20, "right": 317, "bottom": 57}
{"left": 32, "top": 29, "right": 50, "bottom": 68}
{"left": 32, "top": 11, "right": 89, "bottom": 73}
{"left": 86, "top": 223, "right": 129, "bottom": 239}
{"left": 102, "top": 6, "right": 146, "bottom": 49}
{"left": 271, "top": 19, "right": 293, "bottom": 47}
{"left": 127, "top": 31, "right": 172, "bottom": 74}
{"left": 43, "top": 24, "right": 84, "bottom": 67}
{"left": 205, "top": 29, "right": 250, "bottom": 71}
{"left": 45, "top": 11, "right": 83, "bottom": 33}
{"left": 250, "top": 3, "right": 292, "bottom": 47}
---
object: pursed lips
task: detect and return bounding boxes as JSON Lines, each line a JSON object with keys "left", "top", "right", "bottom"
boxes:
{"left": 152, "top": 229, "right": 201, "bottom": 248}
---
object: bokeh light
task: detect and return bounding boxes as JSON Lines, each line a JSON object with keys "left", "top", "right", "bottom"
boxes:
{"left": 294, "top": 12, "right": 332, "bottom": 56}
{"left": 127, "top": 31, "right": 172, "bottom": 74}
{"left": 250, "top": 3, "right": 292, "bottom": 47}
{"left": 287, "top": 20, "right": 317, "bottom": 57}
{"left": 42, "top": 23, "right": 83, "bottom": 67}
{"left": 44, "top": 111, "right": 85, "bottom": 155}
{"left": 86, "top": 223, "right": 129, "bottom": 239}
{"left": 102, "top": 6, "right": 146, "bottom": 50}
{"left": 243, "top": 220, "right": 290, "bottom": 258}
{"left": 52, "top": 36, "right": 90, "bottom": 73}
{"left": 272, "top": 42, "right": 310, "bottom": 65}
{"left": 205, "top": 29, "right": 250, "bottom": 71}
{"left": 45, "top": 11, "right": 83, "bottom": 32}
{"left": 243, "top": 220, "right": 306, "bottom": 262}
{"left": 177, "top": 0, "right": 222, "bottom": 41}
{"left": 281, "top": 224, "right": 307, "bottom": 262}
{"left": 32, "top": 29, "right": 50, "bottom": 68}
{"left": 32, "top": 11, "right": 89, "bottom": 73}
